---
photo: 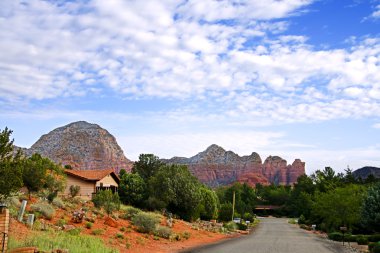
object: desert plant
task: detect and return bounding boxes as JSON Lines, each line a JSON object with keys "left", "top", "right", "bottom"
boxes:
{"left": 67, "top": 228, "right": 82, "bottom": 236}
{"left": 115, "top": 233, "right": 124, "bottom": 239}
{"left": 132, "top": 212, "right": 160, "bottom": 233}
{"left": 92, "top": 229, "right": 104, "bottom": 235}
{"left": 182, "top": 231, "right": 191, "bottom": 240}
{"left": 56, "top": 219, "right": 67, "bottom": 227}
{"left": 120, "top": 206, "right": 141, "bottom": 220}
{"left": 30, "top": 202, "right": 55, "bottom": 220}
{"left": 224, "top": 221, "right": 238, "bottom": 232}
{"left": 92, "top": 190, "right": 121, "bottom": 215}
{"left": 154, "top": 225, "right": 172, "bottom": 239}
{"left": 52, "top": 197, "right": 65, "bottom": 209}
{"left": 69, "top": 185, "right": 81, "bottom": 198}
{"left": 85, "top": 222, "right": 93, "bottom": 229}
{"left": 356, "top": 235, "right": 369, "bottom": 245}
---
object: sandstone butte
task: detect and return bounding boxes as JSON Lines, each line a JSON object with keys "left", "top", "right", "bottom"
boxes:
{"left": 163, "top": 144, "right": 305, "bottom": 187}
{"left": 19, "top": 121, "right": 305, "bottom": 187}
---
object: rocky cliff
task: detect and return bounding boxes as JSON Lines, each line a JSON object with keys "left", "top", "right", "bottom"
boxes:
{"left": 163, "top": 144, "right": 305, "bottom": 187}
{"left": 24, "top": 121, "right": 133, "bottom": 173}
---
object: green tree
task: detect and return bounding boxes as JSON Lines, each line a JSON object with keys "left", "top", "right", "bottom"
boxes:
{"left": 149, "top": 164, "right": 202, "bottom": 221}
{"left": 286, "top": 175, "right": 316, "bottom": 218}
{"left": 119, "top": 172, "right": 146, "bottom": 207}
{"left": 361, "top": 182, "right": 380, "bottom": 232}
{"left": 199, "top": 187, "right": 219, "bottom": 220}
{"left": 92, "top": 190, "right": 121, "bottom": 215}
{"left": 23, "top": 153, "right": 60, "bottom": 199}
{"left": 0, "top": 127, "right": 23, "bottom": 201}
{"left": 218, "top": 203, "right": 233, "bottom": 221}
{"left": 311, "top": 167, "right": 342, "bottom": 192}
{"left": 312, "top": 184, "right": 365, "bottom": 231}
{"left": 132, "top": 154, "right": 163, "bottom": 180}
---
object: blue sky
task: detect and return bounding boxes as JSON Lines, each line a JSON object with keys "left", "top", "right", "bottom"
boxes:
{"left": 1, "top": 0, "right": 380, "bottom": 174}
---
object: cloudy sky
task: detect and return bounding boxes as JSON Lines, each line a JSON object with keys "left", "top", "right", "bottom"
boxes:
{"left": 1, "top": 0, "right": 380, "bottom": 174}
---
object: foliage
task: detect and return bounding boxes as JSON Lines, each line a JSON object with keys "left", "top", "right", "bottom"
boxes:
{"left": 368, "top": 234, "right": 380, "bottom": 242}
{"left": 92, "top": 190, "right": 121, "bottom": 215}
{"left": 92, "top": 229, "right": 105, "bottom": 235}
{"left": 199, "top": 187, "right": 219, "bottom": 220}
{"left": 8, "top": 231, "right": 118, "bottom": 253}
{"left": 132, "top": 212, "right": 160, "bottom": 233}
{"left": 30, "top": 202, "right": 55, "bottom": 220}
{"left": 0, "top": 127, "right": 24, "bottom": 201}
{"left": 69, "top": 185, "right": 81, "bottom": 198}
{"left": 224, "top": 221, "right": 238, "bottom": 231}
{"left": 154, "top": 225, "right": 172, "bottom": 239}
{"left": 312, "top": 184, "right": 365, "bottom": 231}
{"left": 370, "top": 243, "right": 380, "bottom": 253}
{"left": 218, "top": 203, "right": 233, "bottom": 222}
{"left": 356, "top": 235, "right": 369, "bottom": 245}
{"left": 149, "top": 164, "right": 202, "bottom": 221}
{"left": 328, "top": 232, "right": 344, "bottom": 241}
{"left": 120, "top": 205, "right": 141, "bottom": 220}
{"left": 86, "top": 222, "right": 93, "bottom": 229}
{"left": 236, "top": 222, "right": 248, "bottom": 230}
{"left": 132, "top": 154, "right": 163, "bottom": 180}
{"left": 361, "top": 182, "right": 380, "bottom": 232}
{"left": 119, "top": 172, "right": 146, "bottom": 206}
{"left": 298, "top": 214, "right": 306, "bottom": 225}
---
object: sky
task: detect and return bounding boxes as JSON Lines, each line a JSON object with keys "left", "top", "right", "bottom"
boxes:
{"left": 1, "top": 0, "right": 380, "bottom": 174}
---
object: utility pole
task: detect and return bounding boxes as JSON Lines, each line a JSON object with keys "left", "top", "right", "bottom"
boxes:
{"left": 231, "top": 191, "right": 235, "bottom": 221}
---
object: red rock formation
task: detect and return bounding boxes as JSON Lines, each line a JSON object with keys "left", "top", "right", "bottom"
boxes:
{"left": 26, "top": 121, "right": 133, "bottom": 173}
{"left": 164, "top": 144, "right": 305, "bottom": 187}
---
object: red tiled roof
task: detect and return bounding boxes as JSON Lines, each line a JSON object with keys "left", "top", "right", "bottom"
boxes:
{"left": 64, "top": 169, "right": 119, "bottom": 182}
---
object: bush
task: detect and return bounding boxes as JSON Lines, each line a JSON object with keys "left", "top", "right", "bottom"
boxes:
{"left": 115, "top": 233, "right": 124, "bottom": 239}
{"left": 356, "top": 235, "right": 369, "bottom": 245}
{"left": 85, "top": 222, "right": 93, "bottom": 229}
{"left": 67, "top": 228, "right": 82, "bottom": 236}
{"left": 91, "top": 229, "right": 104, "bottom": 235}
{"left": 236, "top": 222, "right": 248, "bottom": 230}
{"left": 328, "top": 232, "right": 343, "bottom": 241}
{"left": 132, "top": 212, "right": 160, "bottom": 234}
{"left": 92, "top": 190, "right": 120, "bottom": 215}
{"left": 69, "top": 185, "right": 81, "bottom": 198}
{"left": 120, "top": 206, "right": 141, "bottom": 220}
{"left": 368, "top": 234, "right": 380, "bottom": 242}
{"left": 52, "top": 198, "right": 65, "bottom": 209}
{"left": 298, "top": 214, "right": 306, "bottom": 225}
{"left": 372, "top": 243, "right": 380, "bottom": 253}
{"left": 288, "top": 218, "right": 297, "bottom": 224}
{"left": 30, "top": 202, "right": 55, "bottom": 220}
{"left": 182, "top": 231, "right": 191, "bottom": 240}
{"left": 224, "top": 221, "right": 238, "bottom": 232}
{"left": 56, "top": 219, "right": 67, "bottom": 227}
{"left": 154, "top": 225, "right": 172, "bottom": 239}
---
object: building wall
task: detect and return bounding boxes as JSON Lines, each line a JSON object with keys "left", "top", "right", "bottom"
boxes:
{"left": 96, "top": 175, "right": 118, "bottom": 187}
{"left": 0, "top": 209, "right": 9, "bottom": 252}
{"left": 64, "top": 175, "right": 95, "bottom": 198}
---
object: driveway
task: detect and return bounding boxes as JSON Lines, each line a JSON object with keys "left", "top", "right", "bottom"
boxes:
{"left": 183, "top": 218, "right": 351, "bottom": 253}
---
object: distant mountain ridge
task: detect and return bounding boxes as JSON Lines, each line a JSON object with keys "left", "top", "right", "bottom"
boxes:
{"left": 353, "top": 166, "right": 380, "bottom": 179}
{"left": 163, "top": 144, "right": 305, "bottom": 187}
{"left": 20, "top": 121, "right": 133, "bottom": 173}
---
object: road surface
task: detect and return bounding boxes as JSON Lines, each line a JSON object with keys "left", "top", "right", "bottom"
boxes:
{"left": 184, "top": 218, "right": 351, "bottom": 253}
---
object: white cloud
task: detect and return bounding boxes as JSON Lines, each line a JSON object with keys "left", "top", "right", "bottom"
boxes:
{"left": 373, "top": 123, "right": 380, "bottom": 129}
{"left": 371, "top": 4, "right": 380, "bottom": 18}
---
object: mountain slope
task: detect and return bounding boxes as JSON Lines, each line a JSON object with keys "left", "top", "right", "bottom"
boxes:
{"left": 353, "top": 166, "right": 380, "bottom": 179}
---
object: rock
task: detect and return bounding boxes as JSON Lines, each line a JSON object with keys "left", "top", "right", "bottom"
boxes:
{"left": 163, "top": 144, "right": 305, "bottom": 187}
{"left": 23, "top": 121, "right": 133, "bottom": 173}
{"left": 63, "top": 224, "right": 76, "bottom": 231}
{"left": 104, "top": 216, "right": 119, "bottom": 228}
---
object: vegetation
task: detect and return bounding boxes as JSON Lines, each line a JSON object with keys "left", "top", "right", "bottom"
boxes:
{"left": 119, "top": 172, "right": 146, "bottom": 207}
{"left": 92, "top": 190, "right": 121, "bottom": 215}
{"left": 69, "top": 185, "right": 81, "bottom": 198}
{"left": 30, "top": 201, "right": 55, "bottom": 220}
{"left": 0, "top": 127, "right": 24, "bottom": 201}
{"left": 132, "top": 212, "right": 160, "bottom": 233}
{"left": 361, "top": 183, "right": 380, "bottom": 232}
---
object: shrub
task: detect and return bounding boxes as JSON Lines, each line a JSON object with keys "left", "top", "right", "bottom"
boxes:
{"left": 115, "top": 233, "right": 124, "bottom": 239}
{"left": 356, "top": 235, "right": 369, "bottom": 245}
{"left": 154, "top": 225, "right": 172, "bottom": 239}
{"left": 120, "top": 206, "right": 141, "bottom": 220}
{"left": 243, "top": 212, "right": 253, "bottom": 222}
{"left": 182, "top": 231, "right": 191, "bottom": 240}
{"left": 67, "top": 228, "right": 82, "bottom": 236}
{"left": 224, "top": 221, "right": 238, "bottom": 232}
{"left": 56, "top": 219, "right": 67, "bottom": 227}
{"left": 92, "top": 229, "right": 104, "bottom": 235}
{"left": 85, "top": 222, "right": 93, "bottom": 229}
{"left": 298, "top": 214, "right": 306, "bottom": 225}
{"left": 288, "top": 218, "right": 297, "bottom": 224}
{"left": 120, "top": 227, "right": 126, "bottom": 232}
{"left": 92, "top": 190, "right": 121, "bottom": 215}
{"left": 30, "top": 202, "right": 55, "bottom": 220}
{"left": 236, "top": 222, "right": 248, "bottom": 230}
{"left": 69, "top": 185, "right": 81, "bottom": 198}
{"left": 372, "top": 243, "right": 380, "bottom": 253}
{"left": 299, "top": 224, "right": 311, "bottom": 230}
{"left": 368, "top": 234, "right": 380, "bottom": 242}
{"left": 132, "top": 212, "right": 160, "bottom": 234}
{"left": 52, "top": 198, "right": 65, "bottom": 209}
{"left": 369, "top": 242, "right": 379, "bottom": 252}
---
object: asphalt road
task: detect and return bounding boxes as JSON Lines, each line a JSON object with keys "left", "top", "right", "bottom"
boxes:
{"left": 184, "top": 218, "right": 351, "bottom": 253}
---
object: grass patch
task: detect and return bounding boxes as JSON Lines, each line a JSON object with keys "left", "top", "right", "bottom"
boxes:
{"left": 8, "top": 231, "right": 118, "bottom": 253}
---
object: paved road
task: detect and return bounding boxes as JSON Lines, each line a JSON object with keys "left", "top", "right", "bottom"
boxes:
{"left": 184, "top": 218, "right": 351, "bottom": 253}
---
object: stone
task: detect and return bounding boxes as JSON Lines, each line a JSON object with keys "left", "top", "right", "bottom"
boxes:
{"left": 104, "top": 216, "right": 119, "bottom": 228}
{"left": 163, "top": 144, "right": 305, "bottom": 187}
{"left": 22, "top": 121, "right": 133, "bottom": 173}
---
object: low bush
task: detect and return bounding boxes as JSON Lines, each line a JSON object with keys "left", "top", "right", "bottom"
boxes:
{"left": 69, "top": 185, "right": 81, "bottom": 198}
{"left": 30, "top": 202, "right": 55, "bottom": 220}
{"left": 224, "top": 221, "right": 238, "bottom": 232}
{"left": 236, "top": 222, "right": 248, "bottom": 230}
{"left": 132, "top": 212, "right": 160, "bottom": 234}
{"left": 52, "top": 198, "right": 65, "bottom": 209}
{"left": 92, "top": 229, "right": 104, "bottom": 235}
{"left": 368, "top": 234, "right": 380, "bottom": 242}
{"left": 182, "top": 231, "right": 191, "bottom": 240}
{"left": 67, "top": 228, "right": 82, "bottom": 236}
{"left": 115, "top": 233, "right": 124, "bottom": 239}
{"left": 85, "top": 222, "right": 93, "bottom": 229}
{"left": 288, "top": 218, "right": 297, "bottom": 224}
{"left": 328, "top": 232, "right": 343, "bottom": 241}
{"left": 120, "top": 206, "right": 141, "bottom": 220}
{"left": 372, "top": 243, "right": 380, "bottom": 253}
{"left": 56, "top": 219, "right": 67, "bottom": 227}
{"left": 369, "top": 242, "right": 378, "bottom": 252}
{"left": 356, "top": 235, "right": 369, "bottom": 245}
{"left": 298, "top": 215, "right": 306, "bottom": 225}
{"left": 154, "top": 225, "right": 172, "bottom": 239}
{"left": 299, "top": 224, "right": 311, "bottom": 231}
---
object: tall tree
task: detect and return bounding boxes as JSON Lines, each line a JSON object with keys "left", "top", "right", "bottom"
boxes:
{"left": 132, "top": 154, "right": 163, "bottom": 180}
{"left": 361, "top": 182, "right": 380, "bottom": 232}
{"left": 119, "top": 172, "right": 146, "bottom": 207}
{"left": 0, "top": 127, "right": 23, "bottom": 201}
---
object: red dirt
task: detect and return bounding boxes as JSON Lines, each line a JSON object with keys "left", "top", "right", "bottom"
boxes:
{"left": 8, "top": 199, "right": 237, "bottom": 253}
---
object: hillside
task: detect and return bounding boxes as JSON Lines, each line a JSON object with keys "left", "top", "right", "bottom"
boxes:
{"left": 163, "top": 144, "right": 305, "bottom": 187}
{"left": 23, "top": 121, "right": 133, "bottom": 173}
{"left": 353, "top": 166, "right": 380, "bottom": 179}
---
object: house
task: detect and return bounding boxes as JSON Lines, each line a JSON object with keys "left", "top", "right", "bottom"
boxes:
{"left": 64, "top": 169, "right": 120, "bottom": 199}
